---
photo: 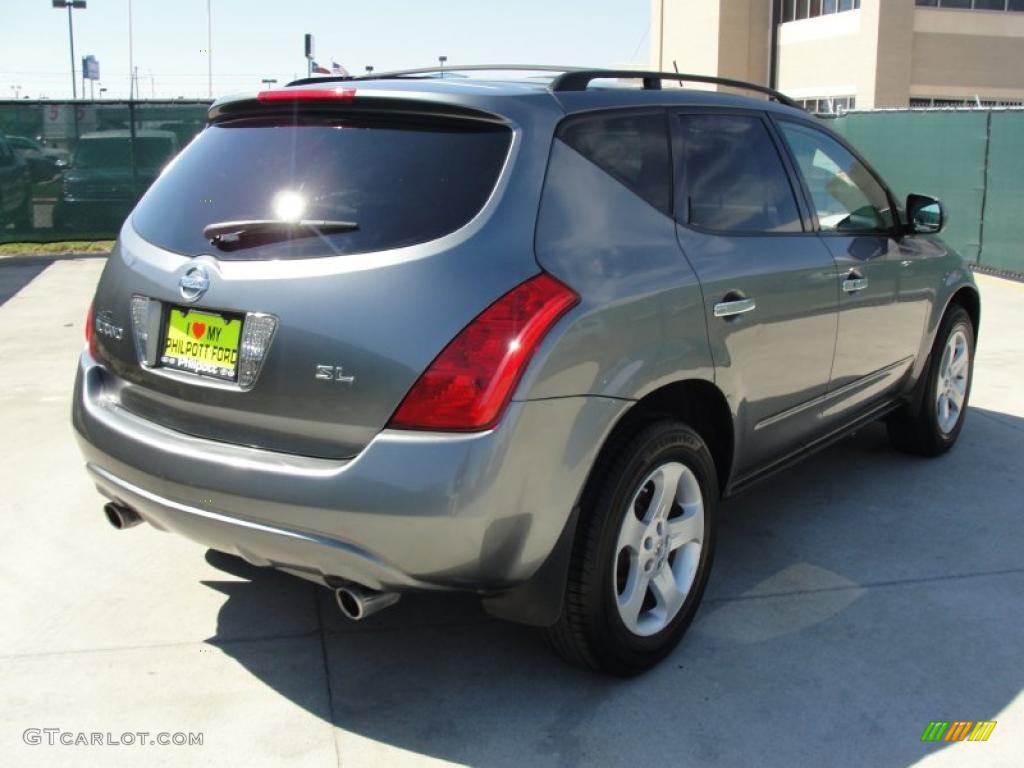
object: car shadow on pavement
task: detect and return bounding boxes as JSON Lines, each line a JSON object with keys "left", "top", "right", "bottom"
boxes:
{"left": 203, "top": 407, "right": 1024, "bottom": 767}
{"left": 0, "top": 258, "right": 53, "bottom": 306}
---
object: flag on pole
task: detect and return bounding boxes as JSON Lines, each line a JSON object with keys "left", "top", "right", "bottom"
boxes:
{"left": 310, "top": 60, "right": 331, "bottom": 75}
{"left": 331, "top": 61, "right": 350, "bottom": 76}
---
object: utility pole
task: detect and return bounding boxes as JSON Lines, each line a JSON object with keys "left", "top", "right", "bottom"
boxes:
{"left": 438, "top": 55, "right": 447, "bottom": 78}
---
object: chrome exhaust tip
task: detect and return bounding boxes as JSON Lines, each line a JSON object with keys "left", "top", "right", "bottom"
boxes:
{"left": 334, "top": 585, "right": 400, "bottom": 621}
{"left": 103, "top": 502, "right": 143, "bottom": 530}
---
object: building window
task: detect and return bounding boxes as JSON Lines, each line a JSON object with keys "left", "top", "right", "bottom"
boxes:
{"left": 782, "top": 0, "right": 859, "bottom": 22}
{"left": 916, "top": 0, "right": 1024, "bottom": 10}
{"left": 796, "top": 96, "right": 856, "bottom": 114}
{"left": 911, "top": 96, "right": 1024, "bottom": 107}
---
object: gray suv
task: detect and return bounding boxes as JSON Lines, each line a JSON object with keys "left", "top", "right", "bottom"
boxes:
{"left": 73, "top": 67, "right": 980, "bottom": 674}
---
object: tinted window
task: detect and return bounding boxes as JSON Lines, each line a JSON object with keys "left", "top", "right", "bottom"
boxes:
{"left": 778, "top": 121, "right": 894, "bottom": 233}
{"left": 74, "top": 137, "right": 174, "bottom": 169}
{"left": 673, "top": 114, "right": 802, "bottom": 233}
{"left": 557, "top": 112, "right": 671, "bottom": 214}
{"left": 132, "top": 117, "right": 511, "bottom": 259}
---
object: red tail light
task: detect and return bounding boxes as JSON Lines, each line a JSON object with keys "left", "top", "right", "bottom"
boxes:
{"left": 389, "top": 274, "right": 579, "bottom": 432}
{"left": 85, "top": 301, "right": 97, "bottom": 358}
{"left": 256, "top": 87, "right": 356, "bottom": 103}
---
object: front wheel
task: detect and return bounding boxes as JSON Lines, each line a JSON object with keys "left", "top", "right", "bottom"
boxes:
{"left": 888, "top": 305, "right": 975, "bottom": 456}
{"left": 546, "top": 420, "right": 717, "bottom": 675}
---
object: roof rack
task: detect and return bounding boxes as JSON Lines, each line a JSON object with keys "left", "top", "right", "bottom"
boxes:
{"left": 288, "top": 64, "right": 585, "bottom": 87}
{"left": 549, "top": 69, "right": 802, "bottom": 110}
{"left": 285, "top": 65, "right": 801, "bottom": 110}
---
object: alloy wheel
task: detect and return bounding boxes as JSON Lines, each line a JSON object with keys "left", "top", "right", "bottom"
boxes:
{"left": 613, "top": 461, "right": 704, "bottom": 637}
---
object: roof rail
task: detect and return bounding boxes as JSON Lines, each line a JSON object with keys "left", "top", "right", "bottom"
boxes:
{"left": 288, "top": 64, "right": 584, "bottom": 87}
{"left": 549, "top": 69, "right": 802, "bottom": 110}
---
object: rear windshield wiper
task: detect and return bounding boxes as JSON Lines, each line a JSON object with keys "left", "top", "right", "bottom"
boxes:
{"left": 203, "top": 219, "right": 358, "bottom": 251}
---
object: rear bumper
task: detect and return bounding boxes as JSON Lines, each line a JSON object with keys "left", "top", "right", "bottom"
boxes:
{"left": 73, "top": 353, "right": 628, "bottom": 593}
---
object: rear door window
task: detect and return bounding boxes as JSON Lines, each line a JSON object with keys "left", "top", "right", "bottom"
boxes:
{"left": 131, "top": 116, "right": 512, "bottom": 259}
{"left": 556, "top": 111, "right": 671, "bottom": 215}
{"left": 672, "top": 113, "right": 803, "bottom": 233}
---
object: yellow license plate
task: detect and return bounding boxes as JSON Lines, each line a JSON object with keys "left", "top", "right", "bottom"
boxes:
{"left": 161, "top": 307, "right": 242, "bottom": 380}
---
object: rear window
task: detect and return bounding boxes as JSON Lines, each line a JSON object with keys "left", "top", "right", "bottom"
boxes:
{"left": 131, "top": 116, "right": 511, "bottom": 259}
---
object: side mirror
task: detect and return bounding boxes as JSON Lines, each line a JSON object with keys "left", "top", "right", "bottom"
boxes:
{"left": 906, "top": 194, "right": 944, "bottom": 234}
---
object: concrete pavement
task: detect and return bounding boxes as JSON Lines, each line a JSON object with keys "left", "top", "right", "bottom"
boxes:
{"left": 0, "top": 260, "right": 1021, "bottom": 766}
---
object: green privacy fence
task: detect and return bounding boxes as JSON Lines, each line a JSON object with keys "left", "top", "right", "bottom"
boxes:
{"left": 0, "top": 99, "right": 209, "bottom": 243}
{"left": 829, "top": 109, "right": 1024, "bottom": 276}
{"left": 2, "top": 100, "right": 1023, "bottom": 275}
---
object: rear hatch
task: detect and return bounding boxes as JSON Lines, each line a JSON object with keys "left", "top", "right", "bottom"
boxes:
{"left": 91, "top": 87, "right": 535, "bottom": 459}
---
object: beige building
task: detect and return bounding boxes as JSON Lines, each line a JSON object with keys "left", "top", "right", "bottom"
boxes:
{"left": 651, "top": 0, "right": 1024, "bottom": 111}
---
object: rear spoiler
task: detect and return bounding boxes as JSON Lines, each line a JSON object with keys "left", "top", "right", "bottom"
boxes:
{"left": 208, "top": 87, "right": 509, "bottom": 125}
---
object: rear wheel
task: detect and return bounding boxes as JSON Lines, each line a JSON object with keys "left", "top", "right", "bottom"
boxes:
{"left": 546, "top": 420, "right": 717, "bottom": 675}
{"left": 887, "top": 306, "right": 974, "bottom": 456}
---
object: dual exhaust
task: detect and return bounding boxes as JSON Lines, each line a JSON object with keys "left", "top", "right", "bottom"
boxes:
{"left": 101, "top": 502, "right": 400, "bottom": 621}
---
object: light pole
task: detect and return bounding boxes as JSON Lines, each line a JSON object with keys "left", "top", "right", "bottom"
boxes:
{"left": 365, "top": 65, "right": 374, "bottom": 74}
{"left": 128, "top": 0, "right": 134, "bottom": 98}
{"left": 207, "top": 0, "right": 212, "bottom": 98}
{"left": 10, "top": 85, "right": 21, "bottom": 99}
{"left": 261, "top": 78, "right": 277, "bottom": 88}
{"left": 99, "top": 87, "right": 107, "bottom": 98}
{"left": 53, "top": 0, "right": 87, "bottom": 99}
{"left": 438, "top": 55, "right": 447, "bottom": 78}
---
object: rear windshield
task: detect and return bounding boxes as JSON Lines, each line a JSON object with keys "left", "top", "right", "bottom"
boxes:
{"left": 75, "top": 137, "right": 174, "bottom": 169}
{"left": 131, "top": 116, "right": 512, "bottom": 259}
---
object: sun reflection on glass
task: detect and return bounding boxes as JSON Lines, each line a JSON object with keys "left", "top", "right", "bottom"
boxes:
{"left": 273, "top": 190, "right": 305, "bottom": 221}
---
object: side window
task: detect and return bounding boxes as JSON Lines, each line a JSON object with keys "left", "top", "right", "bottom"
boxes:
{"left": 557, "top": 112, "right": 671, "bottom": 215}
{"left": 778, "top": 121, "right": 894, "bottom": 233}
{"left": 673, "top": 114, "right": 802, "bottom": 233}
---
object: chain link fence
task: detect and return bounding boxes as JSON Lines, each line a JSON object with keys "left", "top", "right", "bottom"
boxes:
{"left": 0, "top": 99, "right": 208, "bottom": 243}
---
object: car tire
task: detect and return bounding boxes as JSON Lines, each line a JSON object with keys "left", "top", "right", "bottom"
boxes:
{"left": 545, "top": 419, "right": 717, "bottom": 675}
{"left": 887, "top": 305, "right": 974, "bottom": 457}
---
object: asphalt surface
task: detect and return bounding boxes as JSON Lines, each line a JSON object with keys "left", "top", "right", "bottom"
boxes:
{"left": 0, "top": 257, "right": 1021, "bottom": 767}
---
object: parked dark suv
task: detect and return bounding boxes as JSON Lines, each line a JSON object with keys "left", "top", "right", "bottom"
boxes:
{"left": 73, "top": 67, "right": 979, "bottom": 674}
{"left": 55, "top": 129, "right": 178, "bottom": 233}
{"left": 0, "top": 133, "right": 32, "bottom": 231}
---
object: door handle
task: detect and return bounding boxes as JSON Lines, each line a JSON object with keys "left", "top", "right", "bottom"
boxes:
{"left": 713, "top": 297, "right": 756, "bottom": 318}
{"left": 842, "top": 270, "right": 868, "bottom": 293}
